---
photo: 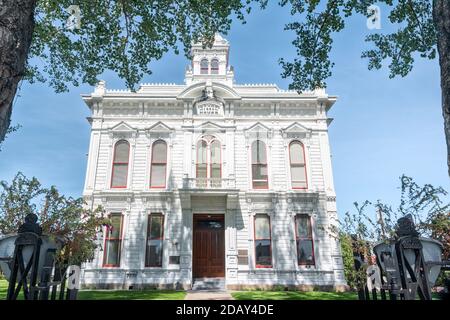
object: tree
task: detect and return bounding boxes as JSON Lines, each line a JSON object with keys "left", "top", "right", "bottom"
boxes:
{"left": 0, "top": 172, "right": 108, "bottom": 266}
{"left": 0, "top": 0, "right": 268, "bottom": 144}
{"left": 338, "top": 175, "right": 450, "bottom": 288}
{"left": 278, "top": 0, "right": 450, "bottom": 175}
{"left": 2, "top": 1, "right": 449, "bottom": 174}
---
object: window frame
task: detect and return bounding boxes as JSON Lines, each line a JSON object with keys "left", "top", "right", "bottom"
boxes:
{"left": 110, "top": 140, "right": 130, "bottom": 189}
{"left": 289, "top": 140, "right": 308, "bottom": 190}
{"left": 102, "top": 213, "right": 124, "bottom": 268}
{"left": 149, "top": 140, "right": 168, "bottom": 189}
{"left": 251, "top": 140, "right": 269, "bottom": 189}
{"left": 145, "top": 213, "right": 165, "bottom": 268}
{"left": 295, "top": 214, "right": 315, "bottom": 266}
{"left": 211, "top": 58, "right": 219, "bottom": 74}
{"left": 196, "top": 136, "right": 222, "bottom": 182}
{"left": 253, "top": 214, "right": 272, "bottom": 268}
{"left": 200, "top": 58, "right": 209, "bottom": 74}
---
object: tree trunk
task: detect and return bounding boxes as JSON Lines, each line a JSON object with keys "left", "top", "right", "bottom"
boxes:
{"left": 0, "top": 0, "right": 36, "bottom": 143}
{"left": 433, "top": 0, "right": 450, "bottom": 176}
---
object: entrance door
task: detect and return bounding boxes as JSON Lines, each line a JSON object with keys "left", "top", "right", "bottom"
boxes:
{"left": 193, "top": 214, "right": 225, "bottom": 278}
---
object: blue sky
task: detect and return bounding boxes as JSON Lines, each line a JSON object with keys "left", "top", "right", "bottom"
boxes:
{"left": 0, "top": 2, "right": 448, "bottom": 218}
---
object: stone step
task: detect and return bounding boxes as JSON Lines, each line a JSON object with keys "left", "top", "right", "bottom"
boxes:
{"left": 192, "top": 278, "right": 226, "bottom": 291}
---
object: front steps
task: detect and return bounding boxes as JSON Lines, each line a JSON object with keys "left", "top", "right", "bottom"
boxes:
{"left": 192, "top": 277, "right": 226, "bottom": 291}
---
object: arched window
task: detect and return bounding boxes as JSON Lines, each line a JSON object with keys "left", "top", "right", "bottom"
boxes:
{"left": 150, "top": 140, "right": 167, "bottom": 188}
{"left": 111, "top": 140, "right": 130, "bottom": 188}
{"left": 251, "top": 140, "right": 268, "bottom": 189}
{"left": 211, "top": 59, "right": 219, "bottom": 74}
{"left": 196, "top": 140, "right": 208, "bottom": 181}
{"left": 289, "top": 141, "right": 307, "bottom": 189}
{"left": 196, "top": 135, "right": 221, "bottom": 187}
{"left": 200, "top": 58, "right": 209, "bottom": 74}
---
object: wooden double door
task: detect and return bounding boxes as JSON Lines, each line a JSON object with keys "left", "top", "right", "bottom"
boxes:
{"left": 192, "top": 214, "right": 225, "bottom": 278}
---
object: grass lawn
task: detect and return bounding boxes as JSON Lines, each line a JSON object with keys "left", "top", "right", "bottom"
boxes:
{"left": 77, "top": 289, "right": 186, "bottom": 300}
{"left": 0, "top": 279, "right": 185, "bottom": 300}
{"left": 231, "top": 290, "right": 359, "bottom": 300}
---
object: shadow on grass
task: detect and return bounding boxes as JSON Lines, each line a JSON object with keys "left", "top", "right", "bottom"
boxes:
{"left": 77, "top": 290, "right": 186, "bottom": 300}
{"left": 231, "top": 291, "right": 359, "bottom": 300}
{"left": 1, "top": 279, "right": 186, "bottom": 300}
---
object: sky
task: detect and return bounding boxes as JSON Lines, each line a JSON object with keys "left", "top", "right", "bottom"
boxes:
{"left": 0, "top": 2, "right": 448, "bottom": 219}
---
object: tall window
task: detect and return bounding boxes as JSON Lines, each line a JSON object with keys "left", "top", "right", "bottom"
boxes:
{"left": 196, "top": 135, "right": 221, "bottom": 187}
{"left": 211, "top": 59, "right": 219, "bottom": 74}
{"left": 200, "top": 58, "right": 209, "bottom": 74}
{"left": 289, "top": 141, "right": 307, "bottom": 189}
{"left": 145, "top": 213, "right": 164, "bottom": 267}
{"left": 150, "top": 140, "right": 167, "bottom": 188}
{"left": 295, "top": 215, "right": 315, "bottom": 266}
{"left": 111, "top": 140, "right": 130, "bottom": 188}
{"left": 254, "top": 214, "right": 272, "bottom": 268}
{"left": 210, "top": 140, "right": 221, "bottom": 181}
{"left": 103, "top": 213, "right": 123, "bottom": 267}
{"left": 251, "top": 140, "right": 268, "bottom": 189}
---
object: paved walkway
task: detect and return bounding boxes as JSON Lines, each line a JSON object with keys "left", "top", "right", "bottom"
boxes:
{"left": 184, "top": 290, "right": 234, "bottom": 300}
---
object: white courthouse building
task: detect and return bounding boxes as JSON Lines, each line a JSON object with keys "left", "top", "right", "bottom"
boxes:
{"left": 80, "top": 35, "right": 346, "bottom": 291}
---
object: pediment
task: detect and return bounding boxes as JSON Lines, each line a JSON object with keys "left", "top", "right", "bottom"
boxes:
{"left": 195, "top": 121, "right": 226, "bottom": 132}
{"left": 245, "top": 122, "right": 270, "bottom": 133}
{"left": 110, "top": 121, "right": 135, "bottom": 132}
{"left": 282, "top": 122, "right": 312, "bottom": 139}
{"left": 108, "top": 122, "right": 137, "bottom": 139}
{"left": 147, "top": 121, "right": 173, "bottom": 133}
{"left": 177, "top": 81, "right": 241, "bottom": 100}
{"left": 283, "top": 122, "right": 310, "bottom": 133}
{"left": 244, "top": 122, "right": 272, "bottom": 140}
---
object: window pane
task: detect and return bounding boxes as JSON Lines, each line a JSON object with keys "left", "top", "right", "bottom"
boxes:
{"left": 109, "top": 215, "right": 122, "bottom": 238}
{"left": 150, "top": 164, "right": 166, "bottom": 187}
{"left": 111, "top": 163, "right": 128, "bottom": 187}
{"left": 291, "top": 166, "right": 306, "bottom": 187}
{"left": 211, "top": 140, "right": 220, "bottom": 163}
{"left": 105, "top": 240, "right": 120, "bottom": 265}
{"left": 297, "top": 240, "right": 314, "bottom": 265}
{"left": 252, "top": 140, "right": 266, "bottom": 164}
{"left": 146, "top": 240, "right": 163, "bottom": 267}
{"left": 146, "top": 215, "right": 164, "bottom": 267}
{"left": 200, "top": 59, "right": 208, "bottom": 74}
{"left": 152, "top": 141, "right": 167, "bottom": 163}
{"left": 290, "top": 142, "right": 305, "bottom": 164}
{"left": 296, "top": 215, "right": 311, "bottom": 238}
{"left": 292, "top": 180, "right": 307, "bottom": 189}
{"left": 149, "top": 215, "right": 164, "bottom": 239}
{"left": 196, "top": 164, "right": 207, "bottom": 178}
{"left": 197, "top": 141, "right": 207, "bottom": 163}
{"left": 196, "top": 220, "right": 224, "bottom": 229}
{"left": 255, "top": 215, "right": 270, "bottom": 239}
{"left": 114, "top": 141, "right": 129, "bottom": 163}
{"left": 211, "top": 59, "right": 219, "bottom": 74}
{"left": 211, "top": 164, "right": 221, "bottom": 178}
{"left": 252, "top": 164, "right": 268, "bottom": 189}
{"left": 255, "top": 240, "right": 271, "bottom": 266}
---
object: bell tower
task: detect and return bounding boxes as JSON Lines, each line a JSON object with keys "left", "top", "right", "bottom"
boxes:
{"left": 185, "top": 34, "right": 234, "bottom": 86}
